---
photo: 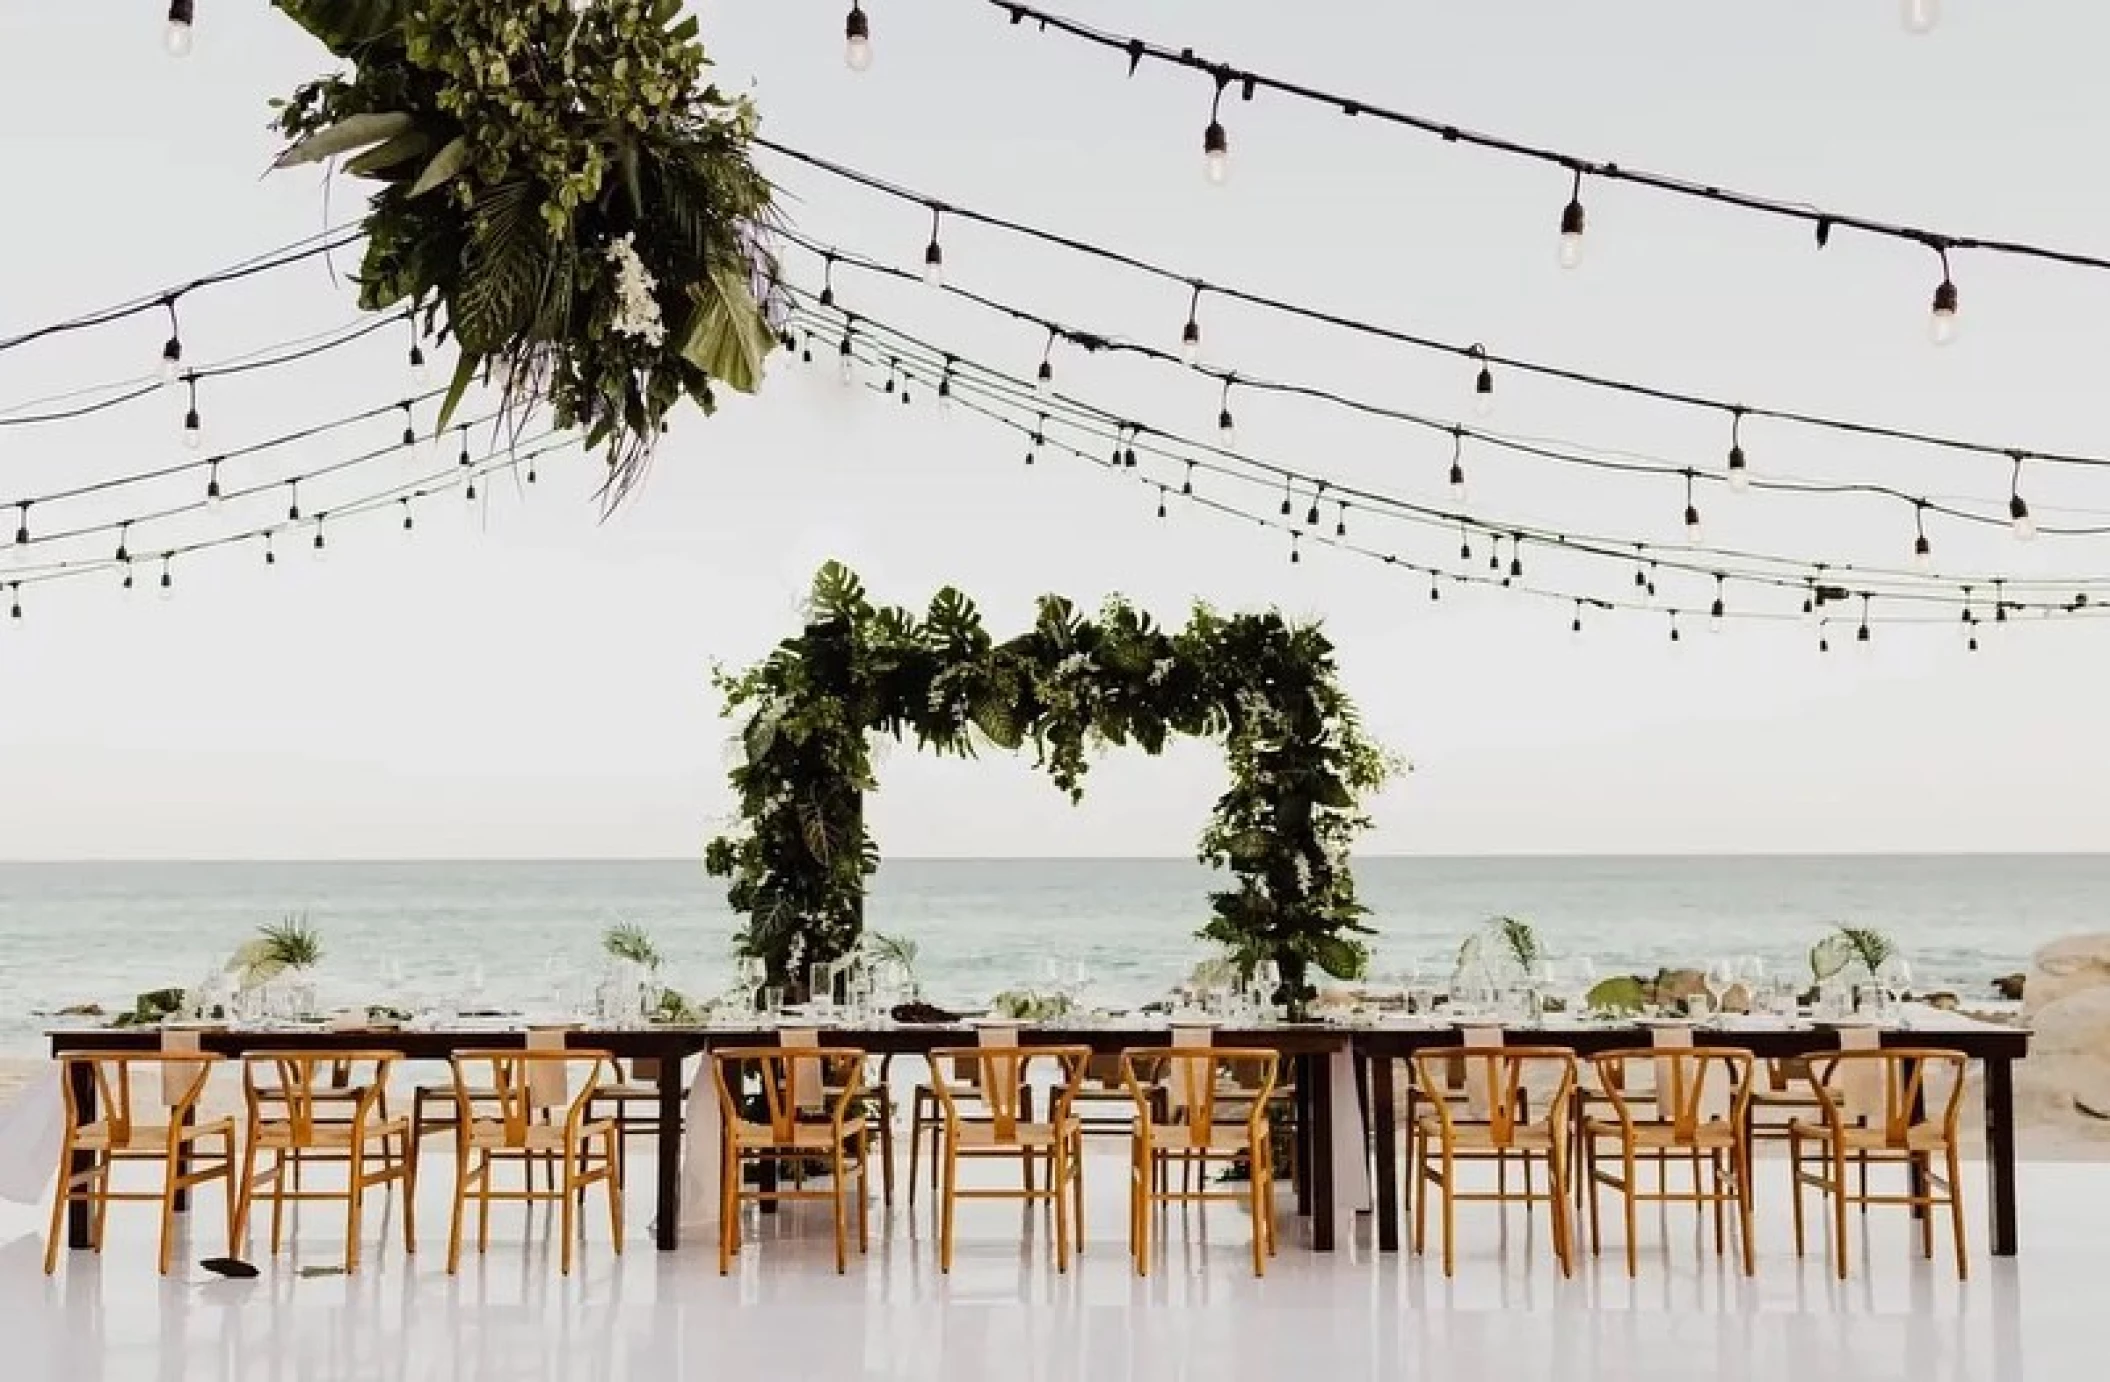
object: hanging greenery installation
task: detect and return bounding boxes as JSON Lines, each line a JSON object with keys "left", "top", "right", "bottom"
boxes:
{"left": 268, "top": 0, "right": 779, "bottom": 493}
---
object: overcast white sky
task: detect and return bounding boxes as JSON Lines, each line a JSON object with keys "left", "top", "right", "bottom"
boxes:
{"left": 0, "top": 1, "right": 2105, "bottom": 860}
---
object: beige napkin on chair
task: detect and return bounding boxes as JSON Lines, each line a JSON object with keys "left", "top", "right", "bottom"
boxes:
{"left": 1163, "top": 1021, "right": 1214, "bottom": 1114}
{"left": 158, "top": 1028, "right": 205, "bottom": 1108}
{"left": 778, "top": 1026, "right": 823, "bottom": 1113}
{"left": 1458, "top": 1025, "right": 1503, "bottom": 1117}
{"left": 1834, "top": 1026, "right": 1883, "bottom": 1122}
{"left": 524, "top": 1027, "right": 571, "bottom": 1111}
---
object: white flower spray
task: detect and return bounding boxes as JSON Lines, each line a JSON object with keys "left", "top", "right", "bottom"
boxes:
{"left": 605, "top": 232, "right": 666, "bottom": 347}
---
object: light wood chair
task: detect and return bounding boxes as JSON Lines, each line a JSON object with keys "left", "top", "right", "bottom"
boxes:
{"left": 1788, "top": 1047, "right": 1970, "bottom": 1280}
{"left": 1410, "top": 1047, "right": 1578, "bottom": 1278}
{"left": 1581, "top": 1048, "right": 1757, "bottom": 1276}
{"left": 711, "top": 1047, "right": 871, "bottom": 1274}
{"left": 444, "top": 1049, "right": 623, "bottom": 1276}
{"left": 910, "top": 1050, "right": 1033, "bottom": 1204}
{"left": 44, "top": 1051, "right": 238, "bottom": 1276}
{"left": 926, "top": 1045, "right": 1089, "bottom": 1273}
{"left": 1121, "top": 1047, "right": 1279, "bottom": 1277}
{"left": 233, "top": 1051, "right": 415, "bottom": 1273}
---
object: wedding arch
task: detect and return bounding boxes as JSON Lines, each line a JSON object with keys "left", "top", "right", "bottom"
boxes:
{"left": 704, "top": 564, "right": 1392, "bottom": 1012}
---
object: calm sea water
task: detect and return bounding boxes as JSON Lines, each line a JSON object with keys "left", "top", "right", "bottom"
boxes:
{"left": 0, "top": 855, "right": 2089, "bottom": 1052}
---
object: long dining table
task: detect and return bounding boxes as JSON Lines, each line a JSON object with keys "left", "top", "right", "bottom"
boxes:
{"left": 45, "top": 1020, "right": 1356, "bottom": 1254}
{"left": 1353, "top": 1012, "right": 2031, "bottom": 1258}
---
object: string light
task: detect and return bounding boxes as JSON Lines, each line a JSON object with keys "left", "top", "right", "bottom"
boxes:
{"left": 1930, "top": 246, "right": 1959, "bottom": 345}
{"left": 1035, "top": 329, "right": 1056, "bottom": 394}
{"left": 844, "top": 2, "right": 872, "bottom": 71}
{"left": 1278, "top": 475, "right": 1293, "bottom": 517}
{"left": 1682, "top": 470, "right": 1702, "bottom": 544}
{"left": 1457, "top": 521, "right": 1472, "bottom": 563}
{"left": 263, "top": 531, "right": 276, "bottom": 567}
{"left": 158, "top": 297, "right": 184, "bottom": 383}
{"left": 1027, "top": 414, "right": 1045, "bottom": 465}
{"left": 407, "top": 318, "right": 429, "bottom": 385}
{"left": 1468, "top": 345, "right": 1494, "bottom": 417}
{"left": 1508, "top": 536, "right": 1524, "bottom": 581}
{"left": 158, "top": 553, "right": 174, "bottom": 601}
{"left": 1288, "top": 530, "right": 1301, "bottom": 565}
{"left": 1572, "top": 599, "right": 1584, "bottom": 635}
{"left": 312, "top": 516, "right": 328, "bottom": 561}
{"left": 1216, "top": 377, "right": 1236, "bottom": 445}
{"left": 1181, "top": 284, "right": 1204, "bottom": 365}
{"left": 1428, "top": 572, "right": 1441, "bottom": 602}
{"left": 1667, "top": 610, "right": 1681, "bottom": 644}
{"left": 1304, "top": 481, "right": 1324, "bottom": 527}
{"left": 1335, "top": 500, "right": 1348, "bottom": 538}
{"left": 1726, "top": 409, "right": 1750, "bottom": 492}
{"left": 526, "top": 454, "right": 539, "bottom": 484}
{"left": 1709, "top": 573, "right": 1727, "bottom": 633}
{"left": 1818, "top": 620, "right": 1830, "bottom": 654}
{"left": 922, "top": 206, "right": 945, "bottom": 286}
{"left": 457, "top": 427, "right": 472, "bottom": 468}
{"left": 165, "top": 0, "right": 194, "bottom": 57}
{"left": 937, "top": 358, "right": 956, "bottom": 414}
{"left": 2008, "top": 453, "right": 2035, "bottom": 540}
{"left": 1202, "top": 71, "right": 1231, "bottom": 185}
{"left": 838, "top": 330, "right": 857, "bottom": 384}
{"left": 1558, "top": 168, "right": 1586, "bottom": 270}
{"left": 1903, "top": 0, "right": 1939, "bottom": 36}
{"left": 181, "top": 378, "right": 202, "bottom": 450}
{"left": 205, "top": 461, "right": 223, "bottom": 512}
{"left": 400, "top": 401, "right": 419, "bottom": 455}
{"left": 13, "top": 501, "right": 28, "bottom": 547}
{"left": 1994, "top": 579, "right": 2008, "bottom": 622}
{"left": 465, "top": 474, "right": 478, "bottom": 501}
{"left": 1447, "top": 428, "right": 1467, "bottom": 501}
{"left": 401, "top": 498, "right": 415, "bottom": 533}
{"left": 1913, "top": 502, "right": 1933, "bottom": 570}
{"left": 286, "top": 480, "right": 301, "bottom": 522}
{"left": 9, "top": 584, "right": 19, "bottom": 622}
{"left": 1156, "top": 486, "right": 1168, "bottom": 520}
{"left": 819, "top": 253, "right": 837, "bottom": 309}
{"left": 114, "top": 523, "right": 130, "bottom": 565}
{"left": 120, "top": 559, "right": 134, "bottom": 592}
{"left": 1858, "top": 594, "right": 1873, "bottom": 644}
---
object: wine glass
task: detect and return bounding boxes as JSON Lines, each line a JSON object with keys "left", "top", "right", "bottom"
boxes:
{"left": 1705, "top": 959, "right": 1738, "bottom": 1017}
{"left": 1877, "top": 952, "right": 1914, "bottom": 1019}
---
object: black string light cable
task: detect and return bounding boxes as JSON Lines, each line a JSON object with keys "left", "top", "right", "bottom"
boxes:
{"left": 774, "top": 230, "right": 2110, "bottom": 541}
{"left": 0, "top": 389, "right": 450, "bottom": 539}
{"left": 756, "top": 140, "right": 2110, "bottom": 481}
{"left": 0, "top": 314, "right": 376, "bottom": 421}
{"left": 984, "top": 3, "right": 2110, "bottom": 288}
{"left": 858, "top": 333, "right": 2073, "bottom": 633}
{"left": 0, "top": 226, "right": 359, "bottom": 357}
{"left": 0, "top": 313, "right": 411, "bottom": 430}
{"left": 795, "top": 294, "right": 2103, "bottom": 610}
{"left": 797, "top": 295, "right": 2105, "bottom": 617}
{"left": 6, "top": 432, "right": 570, "bottom": 596}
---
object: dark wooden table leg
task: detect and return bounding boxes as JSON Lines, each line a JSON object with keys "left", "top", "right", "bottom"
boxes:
{"left": 1371, "top": 1053, "right": 1399, "bottom": 1253}
{"left": 65, "top": 1059, "right": 94, "bottom": 1250}
{"left": 1310, "top": 1052, "right": 1337, "bottom": 1252}
{"left": 1293, "top": 1070, "right": 1313, "bottom": 1217}
{"left": 1984, "top": 1057, "right": 2018, "bottom": 1257}
{"left": 655, "top": 1054, "right": 684, "bottom": 1251}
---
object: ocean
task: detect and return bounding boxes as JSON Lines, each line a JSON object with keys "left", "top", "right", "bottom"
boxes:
{"left": 1, "top": 854, "right": 2088, "bottom": 1052}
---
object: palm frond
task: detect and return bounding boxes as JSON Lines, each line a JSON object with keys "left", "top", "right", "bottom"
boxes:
{"left": 258, "top": 913, "right": 324, "bottom": 969}
{"left": 1490, "top": 915, "right": 1540, "bottom": 972}
{"left": 603, "top": 921, "right": 663, "bottom": 971}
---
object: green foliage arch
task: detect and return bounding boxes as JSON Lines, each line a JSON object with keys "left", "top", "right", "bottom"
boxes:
{"left": 704, "top": 564, "right": 1394, "bottom": 1014}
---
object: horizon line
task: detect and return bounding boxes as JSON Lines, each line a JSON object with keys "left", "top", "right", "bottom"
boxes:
{"left": 0, "top": 849, "right": 2105, "bottom": 865}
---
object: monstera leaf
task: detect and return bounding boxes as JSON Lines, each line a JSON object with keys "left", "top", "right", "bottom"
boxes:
{"left": 271, "top": 0, "right": 408, "bottom": 56}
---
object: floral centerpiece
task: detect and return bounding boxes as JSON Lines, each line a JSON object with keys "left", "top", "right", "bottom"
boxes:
{"left": 269, "top": 0, "right": 778, "bottom": 493}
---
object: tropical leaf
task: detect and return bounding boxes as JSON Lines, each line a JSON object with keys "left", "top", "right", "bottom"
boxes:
{"left": 808, "top": 562, "right": 867, "bottom": 624}
{"left": 343, "top": 128, "right": 432, "bottom": 176}
{"left": 434, "top": 349, "right": 481, "bottom": 435}
{"left": 274, "top": 111, "right": 415, "bottom": 169}
{"left": 678, "top": 262, "right": 774, "bottom": 395}
{"left": 454, "top": 181, "right": 545, "bottom": 352}
{"left": 409, "top": 134, "right": 471, "bottom": 199}
{"left": 1310, "top": 934, "right": 1369, "bottom": 981}
{"left": 259, "top": 914, "right": 324, "bottom": 969}
{"left": 1808, "top": 934, "right": 1853, "bottom": 982}
{"left": 1491, "top": 915, "right": 1540, "bottom": 971}
{"left": 868, "top": 931, "right": 919, "bottom": 979}
{"left": 603, "top": 921, "right": 663, "bottom": 971}
{"left": 1585, "top": 975, "right": 1649, "bottom": 1015}
{"left": 270, "top": 0, "right": 408, "bottom": 56}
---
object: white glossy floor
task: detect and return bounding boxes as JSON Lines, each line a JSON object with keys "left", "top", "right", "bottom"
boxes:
{"left": 0, "top": 1150, "right": 2092, "bottom": 1381}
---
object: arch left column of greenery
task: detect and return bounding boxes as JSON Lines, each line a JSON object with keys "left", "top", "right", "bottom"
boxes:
{"left": 704, "top": 564, "right": 1394, "bottom": 1016}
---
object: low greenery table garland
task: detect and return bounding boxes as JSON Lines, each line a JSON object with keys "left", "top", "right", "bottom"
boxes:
{"left": 269, "top": 0, "right": 778, "bottom": 492}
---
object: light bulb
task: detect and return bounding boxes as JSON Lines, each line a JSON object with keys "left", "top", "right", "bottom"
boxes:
{"left": 1035, "top": 359, "right": 1053, "bottom": 395}
{"left": 1902, "top": 0, "right": 1939, "bottom": 34}
{"left": 1203, "top": 121, "right": 1229, "bottom": 186}
{"left": 837, "top": 345, "right": 856, "bottom": 386}
{"left": 844, "top": 3, "right": 872, "bottom": 70}
{"left": 1930, "top": 278, "right": 1959, "bottom": 345}
{"left": 936, "top": 378, "right": 953, "bottom": 415}
{"left": 1558, "top": 197, "right": 1586, "bottom": 270}
{"left": 1727, "top": 445, "right": 1750, "bottom": 492}
{"left": 1448, "top": 464, "right": 1467, "bottom": 502}
{"left": 164, "top": 6, "right": 194, "bottom": 57}
{"left": 1181, "top": 319, "right": 1202, "bottom": 366}
{"left": 1218, "top": 409, "right": 1236, "bottom": 447}
{"left": 1684, "top": 505, "right": 1703, "bottom": 544}
{"left": 312, "top": 528, "right": 328, "bottom": 562}
{"left": 1914, "top": 534, "right": 1933, "bottom": 571}
{"left": 1473, "top": 367, "right": 1494, "bottom": 417}
{"left": 2011, "top": 493, "right": 2035, "bottom": 541}
{"left": 922, "top": 240, "right": 943, "bottom": 287}
{"left": 159, "top": 339, "right": 182, "bottom": 383}
{"left": 410, "top": 345, "right": 430, "bottom": 386}
{"left": 182, "top": 408, "right": 203, "bottom": 450}
{"left": 158, "top": 568, "right": 175, "bottom": 601}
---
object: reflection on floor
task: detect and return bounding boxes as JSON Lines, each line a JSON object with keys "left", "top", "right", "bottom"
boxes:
{"left": 0, "top": 1149, "right": 2086, "bottom": 1381}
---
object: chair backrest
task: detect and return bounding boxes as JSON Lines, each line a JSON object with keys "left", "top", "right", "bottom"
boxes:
{"left": 450, "top": 1049, "right": 612, "bottom": 1145}
{"left": 55, "top": 1051, "right": 220, "bottom": 1142}
{"left": 1590, "top": 1048, "right": 1754, "bottom": 1140}
{"left": 710, "top": 1047, "right": 866, "bottom": 1142}
{"left": 1121, "top": 1048, "right": 1278, "bottom": 1143}
{"left": 928, "top": 1046, "right": 1089, "bottom": 1142}
{"left": 241, "top": 1050, "right": 399, "bottom": 1142}
{"left": 1804, "top": 1047, "right": 1968, "bottom": 1145}
{"left": 1411, "top": 1047, "right": 1576, "bottom": 1148}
